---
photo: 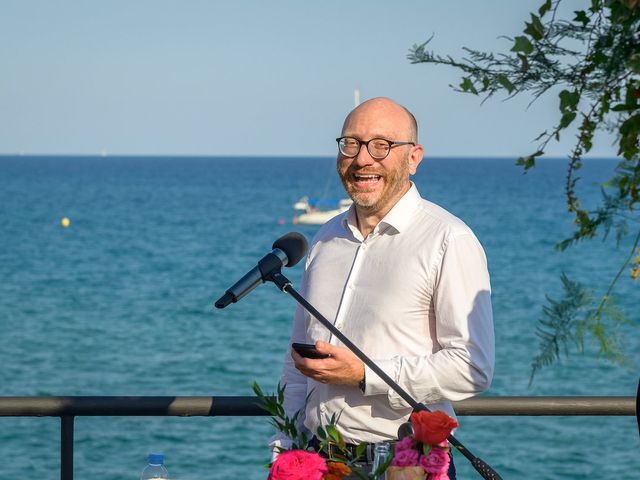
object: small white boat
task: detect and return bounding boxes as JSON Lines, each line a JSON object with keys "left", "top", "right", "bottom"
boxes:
{"left": 293, "top": 196, "right": 352, "bottom": 225}
{"left": 293, "top": 89, "right": 359, "bottom": 226}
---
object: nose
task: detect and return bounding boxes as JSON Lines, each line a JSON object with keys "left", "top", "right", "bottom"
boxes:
{"left": 352, "top": 143, "right": 375, "bottom": 167}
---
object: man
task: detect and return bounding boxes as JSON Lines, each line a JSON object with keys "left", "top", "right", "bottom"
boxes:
{"left": 274, "top": 97, "right": 494, "bottom": 476}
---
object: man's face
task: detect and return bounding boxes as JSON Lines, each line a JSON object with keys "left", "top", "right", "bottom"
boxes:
{"left": 337, "top": 101, "right": 420, "bottom": 216}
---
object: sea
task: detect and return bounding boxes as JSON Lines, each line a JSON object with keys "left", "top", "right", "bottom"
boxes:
{"left": 0, "top": 155, "right": 638, "bottom": 480}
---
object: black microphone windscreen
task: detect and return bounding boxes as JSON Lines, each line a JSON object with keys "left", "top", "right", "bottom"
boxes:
{"left": 272, "top": 232, "right": 308, "bottom": 267}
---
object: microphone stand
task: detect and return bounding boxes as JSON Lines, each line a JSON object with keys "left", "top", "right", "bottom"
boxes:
{"left": 266, "top": 269, "right": 502, "bottom": 480}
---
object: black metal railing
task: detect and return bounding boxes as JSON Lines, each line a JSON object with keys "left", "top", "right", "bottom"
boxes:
{"left": 0, "top": 395, "right": 636, "bottom": 480}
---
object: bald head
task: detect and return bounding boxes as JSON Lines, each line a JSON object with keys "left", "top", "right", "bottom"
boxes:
{"left": 342, "top": 97, "right": 418, "bottom": 143}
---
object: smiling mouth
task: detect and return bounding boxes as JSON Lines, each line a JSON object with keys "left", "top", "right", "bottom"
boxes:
{"left": 351, "top": 173, "right": 382, "bottom": 185}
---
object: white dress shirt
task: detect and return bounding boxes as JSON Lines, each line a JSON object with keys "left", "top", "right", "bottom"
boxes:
{"left": 277, "top": 184, "right": 494, "bottom": 445}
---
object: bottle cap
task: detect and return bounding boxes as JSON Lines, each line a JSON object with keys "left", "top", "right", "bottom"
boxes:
{"left": 148, "top": 453, "right": 164, "bottom": 465}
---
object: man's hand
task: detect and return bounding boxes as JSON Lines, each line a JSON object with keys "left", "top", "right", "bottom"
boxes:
{"left": 291, "top": 341, "right": 365, "bottom": 386}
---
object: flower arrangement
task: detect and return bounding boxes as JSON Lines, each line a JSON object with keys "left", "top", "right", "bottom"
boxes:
{"left": 254, "top": 382, "right": 458, "bottom": 480}
{"left": 386, "top": 410, "right": 458, "bottom": 480}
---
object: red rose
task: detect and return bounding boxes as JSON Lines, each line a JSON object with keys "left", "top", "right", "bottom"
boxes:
{"left": 268, "top": 450, "right": 328, "bottom": 480}
{"left": 410, "top": 410, "right": 458, "bottom": 446}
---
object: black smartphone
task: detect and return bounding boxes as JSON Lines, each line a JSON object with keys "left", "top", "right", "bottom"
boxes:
{"left": 291, "top": 342, "right": 330, "bottom": 359}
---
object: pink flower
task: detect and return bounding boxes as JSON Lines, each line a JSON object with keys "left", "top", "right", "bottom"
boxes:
{"left": 428, "top": 474, "right": 449, "bottom": 480}
{"left": 394, "top": 437, "right": 416, "bottom": 453}
{"left": 268, "top": 450, "right": 328, "bottom": 480}
{"left": 419, "top": 448, "right": 450, "bottom": 475}
{"left": 391, "top": 448, "right": 421, "bottom": 467}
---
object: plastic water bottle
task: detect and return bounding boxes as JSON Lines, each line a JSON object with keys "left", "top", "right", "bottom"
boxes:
{"left": 140, "top": 453, "right": 170, "bottom": 480}
{"left": 371, "top": 443, "right": 390, "bottom": 479}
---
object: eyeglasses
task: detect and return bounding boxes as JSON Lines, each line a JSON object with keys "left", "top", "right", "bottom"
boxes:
{"left": 336, "top": 136, "right": 415, "bottom": 160}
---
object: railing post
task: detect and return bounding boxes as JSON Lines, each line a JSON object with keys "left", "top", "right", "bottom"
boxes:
{"left": 61, "top": 415, "right": 74, "bottom": 480}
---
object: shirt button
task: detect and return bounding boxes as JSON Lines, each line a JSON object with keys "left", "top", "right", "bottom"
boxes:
{"left": 320, "top": 404, "right": 327, "bottom": 413}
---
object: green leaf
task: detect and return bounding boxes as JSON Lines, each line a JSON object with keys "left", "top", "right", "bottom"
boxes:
{"left": 538, "top": 0, "right": 552, "bottom": 16}
{"left": 263, "top": 404, "right": 281, "bottom": 417}
{"left": 624, "top": 83, "right": 639, "bottom": 106}
{"left": 459, "top": 77, "right": 478, "bottom": 94}
{"left": 252, "top": 381, "right": 264, "bottom": 397}
{"left": 573, "top": 10, "right": 590, "bottom": 26}
{"left": 516, "top": 150, "right": 544, "bottom": 171}
{"left": 524, "top": 14, "right": 545, "bottom": 41}
{"left": 277, "top": 383, "right": 285, "bottom": 404}
{"left": 511, "top": 36, "right": 534, "bottom": 54}
{"left": 560, "top": 111, "right": 577, "bottom": 128}
{"left": 326, "top": 424, "right": 341, "bottom": 444}
{"left": 559, "top": 90, "right": 580, "bottom": 113}
{"left": 611, "top": 104, "right": 637, "bottom": 112}
{"left": 496, "top": 74, "right": 515, "bottom": 94}
{"left": 618, "top": 114, "right": 640, "bottom": 159}
{"left": 516, "top": 156, "right": 535, "bottom": 170}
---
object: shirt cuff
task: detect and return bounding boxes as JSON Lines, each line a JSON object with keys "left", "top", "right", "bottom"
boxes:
{"left": 362, "top": 359, "right": 397, "bottom": 396}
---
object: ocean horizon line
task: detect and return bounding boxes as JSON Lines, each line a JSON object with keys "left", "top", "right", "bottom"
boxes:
{"left": 0, "top": 152, "right": 622, "bottom": 161}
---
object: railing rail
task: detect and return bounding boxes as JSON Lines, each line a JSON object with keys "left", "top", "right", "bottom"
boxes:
{"left": 0, "top": 395, "right": 635, "bottom": 416}
{"left": 0, "top": 395, "right": 636, "bottom": 480}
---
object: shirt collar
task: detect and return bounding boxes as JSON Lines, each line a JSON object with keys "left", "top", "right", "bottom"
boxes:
{"left": 341, "top": 183, "right": 422, "bottom": 237}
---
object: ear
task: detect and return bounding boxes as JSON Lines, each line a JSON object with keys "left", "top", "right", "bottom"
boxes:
{"left": 407, "top": 144, "right": 424, "bottom": 175}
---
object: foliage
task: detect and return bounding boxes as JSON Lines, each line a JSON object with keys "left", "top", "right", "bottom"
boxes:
{"left": 529, "top": 273, "right": 630, "bottom": 384}
{"left": 252, "top": 382, "right": 386, "bottom": 480}
{"left": 254, "top": 383, "right": 458, "bottom": 479}
{"left": 408, "top": 0, "right": 639, "bottom": 380}
{"left": 253, "top": 381, "right": 311, "bottom": 451}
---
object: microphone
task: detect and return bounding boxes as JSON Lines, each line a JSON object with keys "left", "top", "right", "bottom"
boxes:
{"left": 214, "top": 232, "right": 308, "bottom": 309}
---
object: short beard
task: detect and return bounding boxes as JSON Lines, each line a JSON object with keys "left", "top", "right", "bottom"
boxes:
{"left": 338, "top": 153, "right": 411, "bottom": 213}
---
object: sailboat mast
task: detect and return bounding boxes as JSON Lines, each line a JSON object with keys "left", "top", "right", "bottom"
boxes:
{"left": 354, "top": 88, "right": 360, "bottom": 107}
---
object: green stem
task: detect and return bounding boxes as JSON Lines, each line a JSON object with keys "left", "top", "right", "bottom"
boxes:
{"left": 593, "top": 228, "right": 640, "bottom": 320}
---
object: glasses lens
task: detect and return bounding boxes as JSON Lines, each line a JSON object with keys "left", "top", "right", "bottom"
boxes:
{"left": 368, "top": 139, "right": 390, "bottom": 159}
{"left": 339, "top": 137, "right": 360, "bottom": 157}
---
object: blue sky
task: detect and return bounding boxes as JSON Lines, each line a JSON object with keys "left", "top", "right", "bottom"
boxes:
{"left": 0, "top": 0, "right": 617, "bottom": 157}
